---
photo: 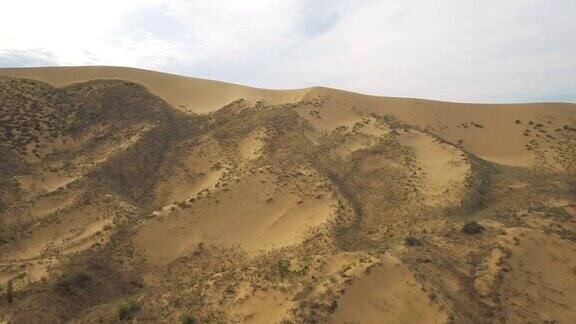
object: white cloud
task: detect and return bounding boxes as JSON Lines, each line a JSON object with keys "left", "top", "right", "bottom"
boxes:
{"left": 0, "top": 0, "right": 575, "bottom": 102}
{"left": 0, "top": 0, "right": 184, "bottom": 67}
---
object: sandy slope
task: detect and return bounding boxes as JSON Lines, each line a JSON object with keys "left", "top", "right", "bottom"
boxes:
{"left": 301, "top": 88, "right": 576, "bottom": 167}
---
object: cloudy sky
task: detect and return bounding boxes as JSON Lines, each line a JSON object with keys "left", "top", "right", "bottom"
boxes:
{"left": 1, "top": 0, "right": 575, "bottom": 103}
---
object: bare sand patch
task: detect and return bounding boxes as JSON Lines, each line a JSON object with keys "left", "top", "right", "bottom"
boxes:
{"left": 498, "top": 228, "right": 576, "bottom": 323}
{"left": 330, "top": 254, "right": 447, "bottom": 324}
{"left": 230, "top": 289, "right": 294, "bottom": 324}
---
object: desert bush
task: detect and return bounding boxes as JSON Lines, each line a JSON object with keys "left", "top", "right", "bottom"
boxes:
{"left": 180, "top": 314, "right": 196, "bottom": 324}
{"left": 5, "top": 279, "right": 13, "bottom": 303}
{"left": 56, "top": 271, "right": 91, "bottom": 296}
{"left": 462, "top": 221, "right": 485, "bottom": 235}
{"left": 277, "top": 259, "right": 291, "bottom": 277}
{"left": 117, "top": 297, "right": 139, "bottom": 320}
{"left": 176, "top": 201, "right": 188, "bottom": 209}
{"left": 404, "top": 235, "right": 421, "bottom": 246}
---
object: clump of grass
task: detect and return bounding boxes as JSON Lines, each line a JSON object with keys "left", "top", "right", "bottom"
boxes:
{"left": 117, "top": 297, "right": 139, "bottom": 320}
{"left": 462, "top": 221, "right": 485, "bottom": 235}
{"left": 176, "top": 200, "right": 188, "bottom": 209}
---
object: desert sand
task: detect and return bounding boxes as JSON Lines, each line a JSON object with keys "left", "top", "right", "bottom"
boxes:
{"left": 0, "top": 66, "right": 575, "bottom": 323}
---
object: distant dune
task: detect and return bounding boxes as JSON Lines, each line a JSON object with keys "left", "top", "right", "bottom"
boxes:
{"left": 0, "top": 66, "right": 307, "bottom": 113}
{"left": 2, "top": 66, "right": 574, "bottom": 167}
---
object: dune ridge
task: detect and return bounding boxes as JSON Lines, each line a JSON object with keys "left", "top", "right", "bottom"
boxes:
{"left": 2, "top": 66, "right": 574, "bottom": 167}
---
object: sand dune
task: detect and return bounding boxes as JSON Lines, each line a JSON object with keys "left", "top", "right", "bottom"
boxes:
{"left": 1, "top": 66, "right": 576, "bottom": 323}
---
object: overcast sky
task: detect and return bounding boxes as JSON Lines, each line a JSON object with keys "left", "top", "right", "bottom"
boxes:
{"left": 1, "top": 0, "right": 575, "bottom": 103}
